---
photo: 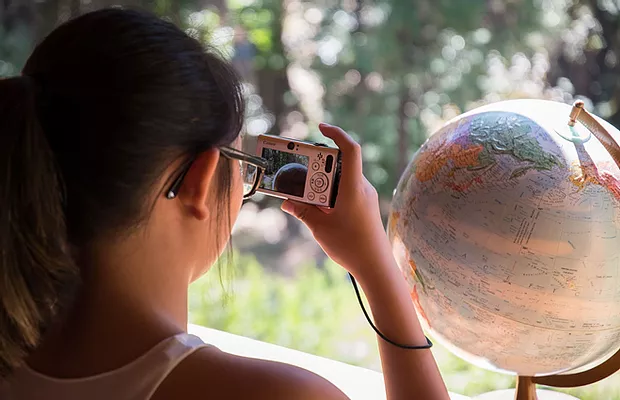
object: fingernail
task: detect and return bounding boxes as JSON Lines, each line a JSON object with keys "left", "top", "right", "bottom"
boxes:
{"left": 319, "top": 122, "right": 331, "bottom": 128}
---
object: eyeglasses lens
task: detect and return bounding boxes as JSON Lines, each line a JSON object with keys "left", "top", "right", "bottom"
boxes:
{"left": 240, "top": 161, "right": 258, "bottom": 197}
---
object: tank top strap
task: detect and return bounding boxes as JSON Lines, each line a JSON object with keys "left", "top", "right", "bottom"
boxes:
{"left": 0, "top": 332, "right": 211, "bottom": 400}
{"left": 141, "top": 333, "right": 211, "bottom": 399}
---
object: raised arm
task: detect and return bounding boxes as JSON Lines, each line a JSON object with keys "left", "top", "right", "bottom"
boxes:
{"left": 281, "top": 123, "right": 450, "bottom": 400}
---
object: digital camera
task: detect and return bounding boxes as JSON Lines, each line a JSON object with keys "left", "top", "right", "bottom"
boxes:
{"left": 255, "top": 134, "right": 341, "bottom": 207}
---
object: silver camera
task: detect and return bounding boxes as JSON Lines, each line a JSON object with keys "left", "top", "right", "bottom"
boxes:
{"left": 255, "top": 134, "right": 341, "bottom": 207}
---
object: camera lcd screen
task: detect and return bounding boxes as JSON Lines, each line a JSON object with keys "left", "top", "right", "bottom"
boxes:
{"left": 260, "top": 148, "right": 309, "bottom": 197}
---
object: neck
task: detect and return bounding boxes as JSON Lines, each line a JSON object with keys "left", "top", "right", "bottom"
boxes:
{"left": 28, "top": 240, "right": 193, "bottom": 377}
{"left": 77, "top": 263, "right": 191, "bottom": 336}
{"left": 71, "top": 244, "right": 192, "bottom": 343}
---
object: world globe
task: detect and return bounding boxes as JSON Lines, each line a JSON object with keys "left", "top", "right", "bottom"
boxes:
{"left": 388, "top": 99, "right": 620, "bottom": 382}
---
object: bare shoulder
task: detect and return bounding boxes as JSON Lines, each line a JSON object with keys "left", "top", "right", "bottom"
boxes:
{"left": 151, "top": 345, "right": 350, "bottom": 400}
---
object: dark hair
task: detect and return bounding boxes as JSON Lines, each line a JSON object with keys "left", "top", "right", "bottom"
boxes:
{"left": 0, "top": 8, "right": 244, "bottom": 376}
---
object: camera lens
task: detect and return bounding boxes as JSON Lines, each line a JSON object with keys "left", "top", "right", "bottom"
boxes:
{"left": 287, "top": 142, "right": 295, "bottom": 150}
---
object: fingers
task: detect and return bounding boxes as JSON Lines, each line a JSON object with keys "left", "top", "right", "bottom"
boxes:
{"left": 319, "top": 123, "right": 357, "bottom": 154}
{"left": 319, "top": 123, "right": 362, "bottom": 180}
{"left": 281, "top": 200, "right": 324, "bottom": 225}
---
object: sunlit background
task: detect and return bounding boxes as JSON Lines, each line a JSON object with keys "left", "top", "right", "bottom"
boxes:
{"left": 2, "top": 0, "right": 620, "bottom": 398}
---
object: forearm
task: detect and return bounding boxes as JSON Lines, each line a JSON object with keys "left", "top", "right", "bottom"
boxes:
{"left": 353, "top": 245, "right": 450, "bottom": 400}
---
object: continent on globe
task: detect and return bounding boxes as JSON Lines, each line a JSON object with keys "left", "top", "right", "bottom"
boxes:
{"left": 411, "top": 112, "right": 565, "bottom": 195}
{"left": 389, "top": 99, "right": 620, "bottom": 378}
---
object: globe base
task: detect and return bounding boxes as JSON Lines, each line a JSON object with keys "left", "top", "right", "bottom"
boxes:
{"left": 473, "top": 389, "right": 580, "bottom": 400}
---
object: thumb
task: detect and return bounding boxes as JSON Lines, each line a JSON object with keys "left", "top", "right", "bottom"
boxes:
{"left": 281, "top": 200, "right": 323, "bottom": 225}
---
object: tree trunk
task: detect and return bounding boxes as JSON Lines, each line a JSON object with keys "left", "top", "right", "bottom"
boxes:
{"left": 257, "top": 67, "right": 290, "bottom": 135}
{"left": 349, "top": 0, "right": 367, "bottom": 164}
{"left": 548, "top": 0, "right": 620, "bottom": 129}
{"left": 255, "top": 0, "right": 291, "bottom": 136}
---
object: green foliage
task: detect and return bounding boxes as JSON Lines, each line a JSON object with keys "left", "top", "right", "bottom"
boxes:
{"left": 188, "top": 253, "right": 381, "bottom": 368}
{"left": 189, "top": 252, "right": 620, "bottom": 399}
{"left": 0, "top": 15, "right": 35, "bottom": 75}
{"left": 229, "top": 0, "right": 285, "bottom": 70}
{"left": 309, "top": 0, "right": 557, "bottom": 198}
{"left": 433, "top": 344, "right": 516, "bottom": 396}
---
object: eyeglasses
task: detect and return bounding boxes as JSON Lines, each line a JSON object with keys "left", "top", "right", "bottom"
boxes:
{"left": 166, "top": 146, "right": 268, "bottom": 200}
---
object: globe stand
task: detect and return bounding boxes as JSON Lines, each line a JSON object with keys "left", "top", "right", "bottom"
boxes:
{"left": 476, "top": 101, "right": 620, "bottom": 400}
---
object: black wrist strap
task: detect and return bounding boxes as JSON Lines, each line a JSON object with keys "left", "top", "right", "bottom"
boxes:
{"left": 349, "top": 273, "right": 433, "bottom": 350}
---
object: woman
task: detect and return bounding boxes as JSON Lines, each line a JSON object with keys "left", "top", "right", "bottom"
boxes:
{"left": 0, "top": 8, "right": 449, "bottom": 400}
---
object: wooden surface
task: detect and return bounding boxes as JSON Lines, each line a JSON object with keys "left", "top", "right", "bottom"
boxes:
{"left": 189, "top": 324, "right": 471, "bottom": 400}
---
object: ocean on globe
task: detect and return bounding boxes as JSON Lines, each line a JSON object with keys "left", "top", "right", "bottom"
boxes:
{"left": 388, "top": 99, "right": 620, "bottom": 377}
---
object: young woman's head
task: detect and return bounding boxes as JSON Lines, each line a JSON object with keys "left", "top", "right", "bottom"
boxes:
{"left": 0, "top": 8, "right": 245, "bottom": 376}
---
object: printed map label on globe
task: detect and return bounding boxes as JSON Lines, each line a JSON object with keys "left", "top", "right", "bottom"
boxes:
{"left": 388, "top": 99, "right": 620, "bottom": 377}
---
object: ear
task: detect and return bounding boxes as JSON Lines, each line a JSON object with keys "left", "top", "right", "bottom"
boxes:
{"left": 178, "top": 148, "right": 221, "bottom": 221}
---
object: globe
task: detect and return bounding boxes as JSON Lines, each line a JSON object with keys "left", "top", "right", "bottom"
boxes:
{"left": 388, "top": 99, "right": 620, "bottom": 378}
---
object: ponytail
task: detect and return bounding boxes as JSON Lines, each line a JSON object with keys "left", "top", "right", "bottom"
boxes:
{"left": 0, "top": 76, "right": 78, "bottom": 376}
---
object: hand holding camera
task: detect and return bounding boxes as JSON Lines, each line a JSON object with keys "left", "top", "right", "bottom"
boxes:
{"left": 278, "top": 124, "right": 391, "bottom": 279}
{"left": 262, "top": 126, "right": 447, "bottom": 400}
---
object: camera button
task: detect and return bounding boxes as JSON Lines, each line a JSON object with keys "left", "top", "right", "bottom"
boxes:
{"left": 319, "top": 195, "right": 327, "bottom": 203}
{"left": 308, "top": 192, "right": 316, "bottom": 201}
{"left": 312, "top": 162, "right": 320, "bottom": 171}
{"left": 310, "top": 172, "right": 328, "bottom": 193}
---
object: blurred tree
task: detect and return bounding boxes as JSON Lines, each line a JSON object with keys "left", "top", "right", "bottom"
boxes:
{"left": 309, "top": 0, "right": 557, "bottom": 201}
{"left": 1, "top": 0, "right": 36, "bottom": 73}
{"left": 232, "top": 26, "right": 258, "bottom": 84}
{"left": 2, "top": 0, "right": 159, "bottom": 73}
{"left": 34, "top": 0, "right": 59, "bottom": 42}
{"left": 229, "top": 0, "right": 298, "bottom": 136}
{"left": 548, "top": 0, "right": 620, "bottom": 129}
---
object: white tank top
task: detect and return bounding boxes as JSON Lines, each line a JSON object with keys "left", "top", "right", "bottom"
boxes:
{"left": 0, "top": 333, "right": 210, "bottom": 400}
